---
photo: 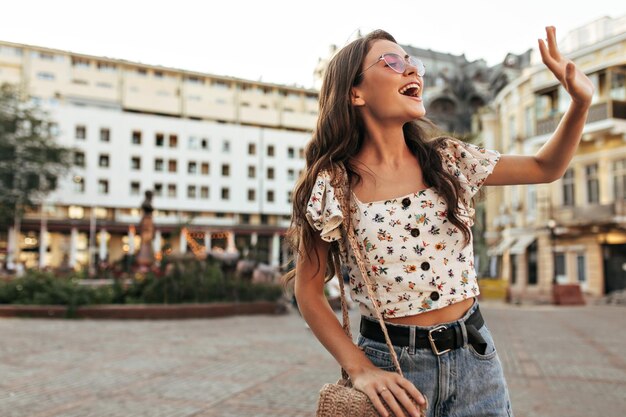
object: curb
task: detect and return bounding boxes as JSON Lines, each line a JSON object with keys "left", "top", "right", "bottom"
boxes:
{"left": 0, "top": 301, "right": 286, "bottom": 319}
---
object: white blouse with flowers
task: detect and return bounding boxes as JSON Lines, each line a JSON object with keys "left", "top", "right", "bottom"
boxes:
{"left": 305, "top": 137, "right": 501, "bottom": 319}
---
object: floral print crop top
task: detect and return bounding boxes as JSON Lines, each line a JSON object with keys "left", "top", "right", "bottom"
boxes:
{"left": 305, "top": 137, "right": 501, "bottom": 319}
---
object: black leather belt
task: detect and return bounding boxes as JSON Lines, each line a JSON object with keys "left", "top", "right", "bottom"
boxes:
{"left": 360, "top": 306, "right": 487, "bottom": 356}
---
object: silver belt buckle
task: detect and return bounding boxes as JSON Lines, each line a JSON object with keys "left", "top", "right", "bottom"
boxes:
{"left": 428, "top": 325, "right": 451, "bottom": 356}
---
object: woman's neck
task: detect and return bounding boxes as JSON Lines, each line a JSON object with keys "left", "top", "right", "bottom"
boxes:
{"left": 356, "top": 124, "right": 412, "bottom": 169}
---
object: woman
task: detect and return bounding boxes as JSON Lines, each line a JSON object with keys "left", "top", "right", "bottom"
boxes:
{"left": 283, "top": 27, "right": 592, "bottom": 417}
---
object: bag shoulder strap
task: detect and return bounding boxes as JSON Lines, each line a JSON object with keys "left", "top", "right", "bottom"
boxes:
{"left": 330, "top": 164, "right": 404, "bottom": 378}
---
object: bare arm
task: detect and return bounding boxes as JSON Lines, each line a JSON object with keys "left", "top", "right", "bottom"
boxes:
{"left": 484, "top": 26, "right": 594, "bottom": 187}
{"left": 295, "top": 232, "right": 426, "bottom": 417}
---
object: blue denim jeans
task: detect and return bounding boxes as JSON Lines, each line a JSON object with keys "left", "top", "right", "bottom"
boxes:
{"left": 357, "top": 301, "right": 513, "bottom": 417}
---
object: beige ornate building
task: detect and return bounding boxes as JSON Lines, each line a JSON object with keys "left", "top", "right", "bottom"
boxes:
{"left": 481, "top": 15, "right": 626, "bottom": 301}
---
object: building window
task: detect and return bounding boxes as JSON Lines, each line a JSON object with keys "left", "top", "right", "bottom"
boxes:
{"left": 73, "top": 177, "right": 85, "bottom": 193}
{"left": 223, "top": 140, "right": 230, "bottom": 153}
{"left": 168, "top": 160, "right": 177, "bottom": 173}
{"left": 248, "top": 143, "right": 256, "bottom": 155}
{"left": 287, "top": 191, "right": 292, "bottom": 204}
{"left": 524, "top": 106, "right": 534, "bottom": 138}
{"left": 267, "top": 167, "right": 274, "bottom": 179}
{"left": 154, "top": 183, "right": 163, "bottom": 197}
{"left": 267, "top": 145, "right": 275, "bottom": 157}
{"left": 577, "top": 253, "right": 586, "bottom": 284}
{"left": 200, "top": 186, "right": 209, "bottom": 199}
{"left": 154, "top": 158, "right": 164, "bottom": 172}
{"left": 562, "top": 168, "right": 575, "bottom": 207}
{"left": 130, "top": 181, "right": 140, "bottom": 195}
{"left": 287, "top": 147, "right": 295, "bottom": 158}
{"left": 98, "top": 154, "right": 110, "bottom": 168}
{"left": 155, "top": 133, "right": 164, "bottom": 147}
{"left": 131, "top": 157, "right": 141, "bottom": 170}
{"left": 612, "top": 159, "right": 626, "bottom": 201}
{"left": 221, "top": 187, "right": 230, "bottom": 200}
{"left": 248, "top": 189, "right": 256, "bottom": 201}
{"left": 132, "top": 130, "right": 142, "bottom": 145}
{"left": 37, "top": 72, "right": 55, "bottom": 81}
{"left": 167, "top": 184, "right": 177, "bottom": 198}
{"left": 188, "top": 161, "right": 197, "bottom": 174}
{"left": 248, "top": 165, "right": 256, "bottom": 178}
{"left": 188, "top": 136, "right": 199, "bottom": 149}
{"left": 267, "top": 190, "right": 275, "bottom": 202}
{"left": 585, "top": 163, "right": 599, "bottom": 204}
{"left": 299, "top": 148, "right": 304, "bottom": 159}
{"left": 287, "top": 169, "right": 295, "bottom": 181}
{"left": 98, "top": 179, "right": 109, "bottom": 195}
{"left": 555, "top": 253, "right": 567, "bottom": 284}
{"left": 222, "top": 164, "right": 230, "bottom": 177}
{"left": 74, "top": 151, "right": 85, "bottom": 167}
{"left": 76, "top": 125, "right": 86, "bottom": 140}
{"left": 201, "top": 138, "right": 209, "bottom": 150}
{"left": 169, "top": 134, "right": 178, "bottom": 148}
{"left": 201, "top": 162, "right": 209, "bottom": 175}
{"left": 100, "top": 128, "right": 110, "bottom": 142}
{"left": 68, "top": 205, "right": 84, "bottom": 219}
{"left": 187, "top": 185, "right": 196, "bottom": 199}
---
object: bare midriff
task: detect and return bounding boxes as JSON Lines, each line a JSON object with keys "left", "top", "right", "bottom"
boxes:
{"left": 384, "top": 297, "right": 475, "bottom": 327}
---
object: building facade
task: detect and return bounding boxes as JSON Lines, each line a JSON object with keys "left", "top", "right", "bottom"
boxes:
{"left": 481, "top": 15, "right": 626, "bottom": 301}
{"left": 0, "top": 40, "right": 318, "bottom": 271}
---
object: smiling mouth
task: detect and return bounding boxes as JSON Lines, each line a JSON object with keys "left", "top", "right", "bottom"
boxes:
{"left": 399, "top": 83, "right": 421, "bottom": 98}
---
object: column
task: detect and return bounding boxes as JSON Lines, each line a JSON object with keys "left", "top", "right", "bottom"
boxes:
{"left": 69, "top": 227, "right": 78, "bottom": 268}
{"left": 226, "top": 231, "right": 236, "bottom": 253}
{"left": 204, "top": 230, "right": 212, "bottom": 254}
{"left": 39, "top": 225, "right": 48, "bottom": 270}
{"left": 179, "top": 228, "right": 187, "bottom": 254}
{"left": 6, "top": 226, "right": 16, "bottom": 269}
{"left": 271, "top": 233, "right": 280, "bottom": 267}
{"left": 98, "top": 229, "right": 108, "bottom": 262}
{"left": 153, "top": 230, "right": 162, "bottom": 255}
{"left": 128, "top": 226, "right": 136, "bottom": 255}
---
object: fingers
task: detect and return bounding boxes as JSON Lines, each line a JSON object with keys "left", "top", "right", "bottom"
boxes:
{"left": 367, "top": 386, "right": 393, "bottom": 417}
{"left": 564, "top": 62, "right": 575, "bottom": 90}
{"left": 397, "top": 376, "right": 427, "bottom": 407}
{"left": 545, "top": 26, "right": 562, "bottom": 61}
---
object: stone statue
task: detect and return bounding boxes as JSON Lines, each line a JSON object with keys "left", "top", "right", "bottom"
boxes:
{"left": 136, "top": 190, "right": 155, "bottom": 268}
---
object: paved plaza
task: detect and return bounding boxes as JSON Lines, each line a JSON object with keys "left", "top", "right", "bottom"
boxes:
{"left": 1, "top": 301, "right": 625, "bottom": 417}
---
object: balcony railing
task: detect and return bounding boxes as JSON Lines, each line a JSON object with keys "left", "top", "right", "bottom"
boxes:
{"left": 535, "top": 100, "right": 626, "bottom": 136}
{"left": 553, "top": 200, "right": 626, "bottom": 225}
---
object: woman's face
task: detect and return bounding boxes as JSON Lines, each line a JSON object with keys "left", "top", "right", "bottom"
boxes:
{"left": 352, "top": 39, "right": 425, "bottom": 124}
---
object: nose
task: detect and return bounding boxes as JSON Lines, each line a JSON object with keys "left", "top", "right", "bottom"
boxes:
{"left": 404, "top": 58, "right": 419, "bottom": 76}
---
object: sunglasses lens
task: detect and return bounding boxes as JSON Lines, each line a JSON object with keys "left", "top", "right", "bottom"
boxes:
{"left": 408, "top": 56, "right": 425, "bottom": 76}
{"left": 383, "top": 54, "right": 405, "bottom": 73}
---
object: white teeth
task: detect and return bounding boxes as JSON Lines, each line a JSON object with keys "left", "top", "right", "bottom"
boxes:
{"left": 399, "top": 83, "right": 420, "bottom": 96}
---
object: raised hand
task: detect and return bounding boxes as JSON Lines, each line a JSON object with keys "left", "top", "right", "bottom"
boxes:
{"left": 538, "top": 26, "right": 594, "bottom": 107}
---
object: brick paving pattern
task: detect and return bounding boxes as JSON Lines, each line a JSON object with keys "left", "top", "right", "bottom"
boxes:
{"left": 0, "top": 301, "right": 624, "bottom": 417}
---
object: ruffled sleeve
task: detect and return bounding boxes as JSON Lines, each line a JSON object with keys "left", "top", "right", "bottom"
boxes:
{"left": 305, "top": 169, "right": 344, "bottom": 242}
{"left": 439, "top": 137, "right": 500, "bottom": 204}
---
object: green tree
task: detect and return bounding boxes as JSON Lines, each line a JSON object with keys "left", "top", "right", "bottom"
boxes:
{"left": 0, "top": 83, "right": 72, "bottom": 268}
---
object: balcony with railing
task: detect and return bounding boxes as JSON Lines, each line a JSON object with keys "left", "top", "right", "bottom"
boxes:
{"left": 536, "top": 100, "right": 626, "bottom": 136}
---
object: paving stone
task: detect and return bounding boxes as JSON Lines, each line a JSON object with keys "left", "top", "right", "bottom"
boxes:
{"left": 0, "top": 302, "right": 624, "bottom": 417}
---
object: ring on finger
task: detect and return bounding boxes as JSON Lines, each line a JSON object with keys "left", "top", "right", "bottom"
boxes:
{"left": 378, "top": 387, "right": 388, "bottom": 394}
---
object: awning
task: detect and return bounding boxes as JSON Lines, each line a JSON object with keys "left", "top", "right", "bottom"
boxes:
{"left": 509, "top": 235, "right": 537, "bottom": 255}
{"left": 487, "top": 236, "right": 516, "bottom": 256}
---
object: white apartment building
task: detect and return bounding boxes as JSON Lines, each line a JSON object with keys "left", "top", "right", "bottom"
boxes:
{"left": 0, "top": 40, "right": 318, "bottom": 270}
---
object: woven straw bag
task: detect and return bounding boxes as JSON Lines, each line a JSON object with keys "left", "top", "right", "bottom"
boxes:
{"left": 315, "top": 166, "right": 427, "bottom": 417}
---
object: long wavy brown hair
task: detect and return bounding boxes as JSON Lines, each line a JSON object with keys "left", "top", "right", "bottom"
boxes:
{"left": 282, "top": 29, "right": 472, "bottom": 286}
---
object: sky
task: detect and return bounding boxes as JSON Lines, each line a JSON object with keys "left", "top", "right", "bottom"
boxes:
{"left": 1, "top": 0, "right": 624, "bottom": 89}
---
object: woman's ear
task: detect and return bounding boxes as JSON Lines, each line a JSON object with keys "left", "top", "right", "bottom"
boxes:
{"left": 350, "top": 87, "right": 365, "bottom": 107}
